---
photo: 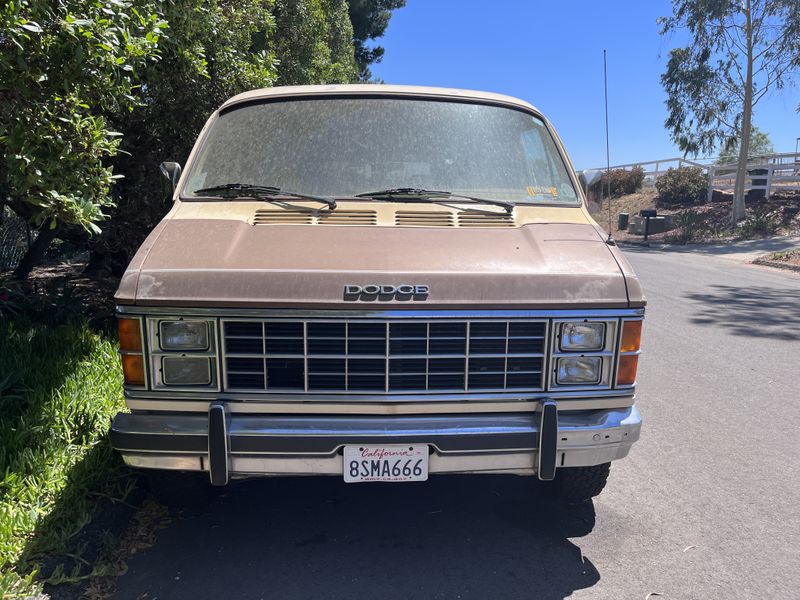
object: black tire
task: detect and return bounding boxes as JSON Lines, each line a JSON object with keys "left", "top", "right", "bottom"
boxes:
{"left": 551, "top": 463, "right": 610, "bottom": 504}
{"left": 141, "top": 470, "right": 219, "bottom": 508}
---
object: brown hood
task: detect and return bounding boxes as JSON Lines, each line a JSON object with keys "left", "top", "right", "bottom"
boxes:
{"left": 116, "top": 218, "right": 642, "bottom": 309}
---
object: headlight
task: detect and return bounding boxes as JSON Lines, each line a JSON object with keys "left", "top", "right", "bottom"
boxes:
{"left": 162, "top": 356, "right": 211, "bottom": 385}
{"left": 557, "top": 357, "right": 602, "bottom": 384}
{"left": 159, "top": 320, "right": 209, "bottom": 351}
{"left": 560, "top": 322, "right": 605, "bottom": 351}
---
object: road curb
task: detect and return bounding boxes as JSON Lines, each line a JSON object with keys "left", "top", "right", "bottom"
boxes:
{"left": 752, "top": 257, "right": 800, "bottom": 273}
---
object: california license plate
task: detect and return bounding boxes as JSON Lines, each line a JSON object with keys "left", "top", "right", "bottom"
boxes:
{"left": 343, "top": 445, "right": 429, "bottom": 483}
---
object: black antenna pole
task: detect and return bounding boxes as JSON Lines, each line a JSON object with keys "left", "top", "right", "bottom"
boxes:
{"left": 604, "top": 49, "right": 612, "bottom": 233}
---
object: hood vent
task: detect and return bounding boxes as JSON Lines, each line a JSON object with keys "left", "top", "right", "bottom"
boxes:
{"left": 316, "top": 210, "right": 378, "bottom": 225}
{"left": 457, "top": 211, "right": 515, "bottom": 227}
{"left": 395, "top": 211, "right": 455, "bottom": 227}
{"left": 254, "top": 209, "right": 376, "bottom": 226}
{"left": 253, "top": 210, "right": 315, "bottom": 225}
{"left": 253, "top": 208, "right": 517, "bottom": 227}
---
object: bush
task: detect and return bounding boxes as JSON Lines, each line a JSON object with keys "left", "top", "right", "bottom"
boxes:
{"left": 737, "top": 206, "right": 779, "bottom": 238}
{"left": 655, "top": 167, "right": 708, "bottom": 206}
{"left": 590, "top": 166, "right": 645, "bottom": 198}
{"left": 0, "top": 1, "right": 166, "bottom": 234}
{"left": 3, "top": 0, "right": 406, "bottom": 278}
{"left": 669, "top": 209, "right": 707, "bottom": 243}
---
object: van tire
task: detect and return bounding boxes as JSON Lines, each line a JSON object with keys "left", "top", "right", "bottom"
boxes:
{"left": 551, "top": 463, "right": 610, "bottom": 503}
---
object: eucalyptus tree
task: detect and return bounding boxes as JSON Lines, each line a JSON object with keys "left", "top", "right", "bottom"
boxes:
{"left": 716, "top": 126, "right": 774, "bottom": 164}
{"left": 660, "top": 0, "right": 800, "bottom": 222}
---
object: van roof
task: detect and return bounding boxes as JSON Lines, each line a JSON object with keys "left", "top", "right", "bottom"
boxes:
{"left": 220, "top": 84, "right": 542, "bottom": 116}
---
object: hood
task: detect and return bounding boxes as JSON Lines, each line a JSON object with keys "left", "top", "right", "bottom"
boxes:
{"left": 116, "top": 214, "right": 642, "bottom": 310}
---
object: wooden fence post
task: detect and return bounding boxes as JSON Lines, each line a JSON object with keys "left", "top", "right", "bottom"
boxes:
{"left": 765, "top": 165, "right": 773, "bottom": 199}
{"left": 707, "top": 165, "right": 715, "bottom": 203}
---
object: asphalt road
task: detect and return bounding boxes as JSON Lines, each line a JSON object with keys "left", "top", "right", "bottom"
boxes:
{"left": 114, "top": 245, "right": 800, "bottom": 600}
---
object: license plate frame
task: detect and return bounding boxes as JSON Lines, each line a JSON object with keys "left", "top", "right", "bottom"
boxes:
{"left": 343, "top": 445, "right": 429, "bottom": 483}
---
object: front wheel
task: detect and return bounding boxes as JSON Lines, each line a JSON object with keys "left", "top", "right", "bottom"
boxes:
{"left": 550, "top": 463, "right": 610, "bottom": 503}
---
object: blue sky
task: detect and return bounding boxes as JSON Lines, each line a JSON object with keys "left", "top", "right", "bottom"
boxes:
{"left": 371, "top": 0, "right": 800, "bottom": 170}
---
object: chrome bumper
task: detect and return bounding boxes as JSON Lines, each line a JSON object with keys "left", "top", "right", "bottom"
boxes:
{"left": 111, "top": 403, "right": 641, "bottom": 484}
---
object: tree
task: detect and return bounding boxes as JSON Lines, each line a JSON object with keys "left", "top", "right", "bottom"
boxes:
{"left": 88, "top": 0, "right": 361, "bottom": 276}
{"left": 660, "top": 0, "right": 800, "bottom": 223}
{"left": 272, "top": 0, "right": 358, "bottom": 85}
{"left": 2, "top": 0, "right": 403, "bottom": 279}
{"left": 0, "top": 0, "right": 165, "bottom": 279}
{"left": 348, "top": 0, "right": 405, "bottom": 80}
{"left": 716, "top": 126, "right": 774, "bottom": 163}
{"left": 86, "top": 0, "right": 281, "bottom": 275}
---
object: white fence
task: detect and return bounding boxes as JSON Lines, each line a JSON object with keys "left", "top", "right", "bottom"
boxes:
{"left": 589, "top": 152, "right": 800, "bottom": 200}
{"left": 588, "top": 157, "right": 710, "bottom": 188}
{"left": 706, "top": 152, "right": 800, "bottom": 201}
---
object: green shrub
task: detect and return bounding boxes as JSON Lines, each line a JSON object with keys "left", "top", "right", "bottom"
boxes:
{"left": 669, "top": 209, "right": 707, "bottom": 243}
{"left": 655, "top": 167, "right": 708, "bottom": 206}
{"left": 738, "top": 207, "right": 779, "bottom": 238}
{"left": 590, "top": 166, "right": 645, "bottom": 198}
{"left": 0, "top": 1, "right": 166, "bottom": 235}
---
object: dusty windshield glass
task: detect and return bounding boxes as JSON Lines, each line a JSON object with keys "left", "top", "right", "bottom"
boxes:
{"left": 183, "top": 98, "right": 579, "bottom": 204}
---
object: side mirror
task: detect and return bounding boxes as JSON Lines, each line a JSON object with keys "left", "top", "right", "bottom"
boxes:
{"left": 578, "top": 169, "right": 603, "bottom": 192}
{"left": 159, "top": 161, "right": 182, "bottom": 193}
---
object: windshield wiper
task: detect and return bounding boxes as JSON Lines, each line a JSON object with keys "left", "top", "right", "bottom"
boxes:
{"left": 192, "top": 183, "right": 336, "bottom": 209}
{"left": 355, "top": 188, "right": 514, "bottom": 213}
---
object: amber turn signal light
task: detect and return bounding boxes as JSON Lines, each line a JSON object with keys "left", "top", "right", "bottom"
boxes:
{"left": 616, "top": 354, "right": 639, "bottom": 386}
{"left": 620, "top": 320, "right": 642, "bottom": 353}
{"left": 121, "top": 354, "right": 146, "bottom": 386}
{"left": 118, "top": 318, "right": 143, "bottom": 352}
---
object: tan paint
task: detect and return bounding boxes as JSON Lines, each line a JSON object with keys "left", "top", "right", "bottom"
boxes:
{"left": 171, "top": 198, "right": 594, "bottom": 226}
{"left": 219, "top": 84, "right": 545, "bottom": 115}
{"left": 115, "top": 217, "right": 634, "bottom": 308}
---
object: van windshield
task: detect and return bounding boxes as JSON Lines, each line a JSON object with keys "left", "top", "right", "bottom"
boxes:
{"left": 183, "top": 97, "right": 579, "bottom": 205}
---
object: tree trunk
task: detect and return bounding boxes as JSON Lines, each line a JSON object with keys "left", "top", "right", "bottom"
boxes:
{"left": 732, "top": 0, "right": 754, "bottom": 225}
{"left": 11, "top": 223, "right": 58, "bottom": 280}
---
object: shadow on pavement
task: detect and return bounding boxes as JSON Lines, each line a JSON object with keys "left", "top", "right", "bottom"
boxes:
{"left": 685, "top": 284, "right": 800, "bottom": 340}
{"left": 114, "top": 475, "right": 600, "bottom": 600}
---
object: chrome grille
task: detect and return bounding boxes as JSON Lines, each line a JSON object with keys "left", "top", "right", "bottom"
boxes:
{"left": 222, "top": 319, "right": 547, "bottom": 393}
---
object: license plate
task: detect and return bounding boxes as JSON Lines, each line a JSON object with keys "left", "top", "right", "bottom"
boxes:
{"left": 343, "top": 445, "right": 429, "bottom": 483}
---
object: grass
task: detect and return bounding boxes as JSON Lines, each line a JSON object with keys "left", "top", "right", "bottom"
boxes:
{"left": 0, "top": 318, "right": 133, "bottom": 598}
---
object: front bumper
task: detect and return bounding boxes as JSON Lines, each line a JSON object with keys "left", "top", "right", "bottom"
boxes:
{"left": 111, "top": 403, "right": 641, "bottom": 484}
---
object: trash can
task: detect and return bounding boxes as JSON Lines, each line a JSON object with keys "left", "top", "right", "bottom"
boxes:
{"left": 618, "top": 212, "right": 629, "bottom": 231}
{"left": 748, "top": 168, "right": 767, "bottom": 199}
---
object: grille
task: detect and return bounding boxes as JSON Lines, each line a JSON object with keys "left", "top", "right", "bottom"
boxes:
{"left": 222, "top": 319, "right": 546, "bottom": 393}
